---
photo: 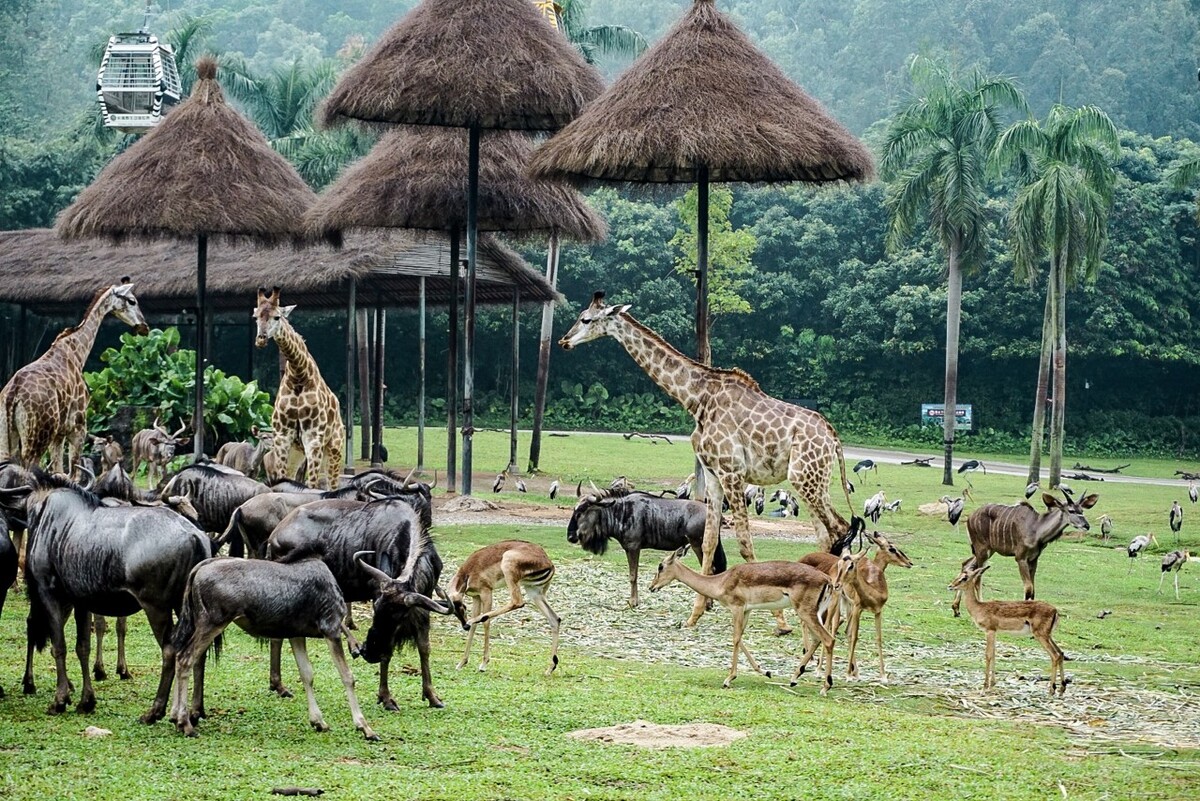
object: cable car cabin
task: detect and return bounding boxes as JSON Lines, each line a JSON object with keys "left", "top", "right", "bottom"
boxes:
{"left": 96, "top": 31, "right": 182, "bottom": 133}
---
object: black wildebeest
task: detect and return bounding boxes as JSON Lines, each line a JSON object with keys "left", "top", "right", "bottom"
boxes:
{"left": 567, "top": 488, "right": 727, "bottom": 608}
{"left": 161, "top": 463, "right": 270, "bottom": 556}
{"left": 1, "top": 472, "right": 215, "bottom": 720}
{"left": 266, "top": 497, "right": 453, "bottom": 710}
{"left": 169, "top": 556, "right": 378, "bottom": 740}
{"left": 0, "top": 516, "right": 15, "bottom": 698}
{"left": 951, "top": 491, "right": 1099, "bottom": 616}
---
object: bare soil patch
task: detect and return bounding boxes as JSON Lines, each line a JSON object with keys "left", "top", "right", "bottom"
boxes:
{"left": 567, "top": 720, "right": 747, "bottom": 748}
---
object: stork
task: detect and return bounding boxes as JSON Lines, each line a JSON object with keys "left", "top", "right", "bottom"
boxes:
{"left": 1127, "top": 533, "right": 1158, "bottom": 574}
{"left": 549, "top": 479, "right": 560, "bottom": 500}
{"left": 1158, "top": 550, "right": 1191, "bottom": 599}
{"left": 883, "top": 498, "right": 903, "bottom": 513}
{"left": 515, "top": 478, "right": 527, "bottom": 493}
{"left": 940, "top": 494, "right": 966, "bottom": 531}
{"left": 1098, "top": 514, "right": 1113, "bottom": 543}
{"left": 1190, "top": 483, "right": 1198, "bottom": 505}
{"left": 956, "top": 460, "right": 985, "bottom": 488}
{"left": 492, "top": 471, "right": 506, "bottom": 493}
{"left": 863, "top": 490, "right": 886, "bottom": 524}
{"left": 1170, "top": 500, "right": 1183, "bottom": 544}
{"left": 853, "top": 459, "right": 878, "bottom": 475}
{"left": 1024, "top": 481, "right": 1039, "bottom": 499}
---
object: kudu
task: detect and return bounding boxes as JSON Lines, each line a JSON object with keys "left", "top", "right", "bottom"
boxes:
{"left": 952, "top": 491, "right": 1098, "bottom": 616}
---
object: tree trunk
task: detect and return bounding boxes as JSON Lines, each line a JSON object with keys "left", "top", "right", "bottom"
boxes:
{"left": 1048, "top": 256, "right": 1068, "bottom": 486}
{"left": 941, "top": 240, "right": 963, "bottom": 487}
{"left": 528, "top": 233, "right": 559, "bottom": 473}
{"left": 1027, "top": 268, "right": 1054, "bottom": 485}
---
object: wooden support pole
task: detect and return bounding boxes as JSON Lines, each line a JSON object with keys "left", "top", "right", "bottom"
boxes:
{"left": 528, "top": 232, "right": 559, "bottom": 472}
{"left": 462, "top": 124, "right": 480, "bottom": 495}
{"left": 417, "top": 276, "right": 426, "bottom": 470}
{"left": 344, "top": 279, "right": 356, "bottom": 470}
{"left": 193, "top": 233, "right": 208, "bottom": 460}
{"left": 446, "top": 229, "right": 460, "bottom": 491}
{"left": 507, "top": 287, "right": 520, "bottom": 474}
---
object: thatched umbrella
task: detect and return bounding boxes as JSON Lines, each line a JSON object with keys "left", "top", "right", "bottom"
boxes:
{"left": 530, "top": 0, "right": 875, "bottom": 365}
{"left": 307, "top": 125, "right": 605, "bottom": 482}
{"left": 318, "top": 0, "right": 602, "bottom": 493}
{"left": 55, "top": 56, "right": 320, "bottom": 458}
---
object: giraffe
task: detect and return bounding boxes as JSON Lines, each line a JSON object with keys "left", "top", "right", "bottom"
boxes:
{"left": 0, "top": 279, "right": 148, "bottom": 474}
{"left": 559, "top": 291, "right": 860, "bottom": 628}
{"left": 254, "top": 287, "right": 344, "bottom": 490}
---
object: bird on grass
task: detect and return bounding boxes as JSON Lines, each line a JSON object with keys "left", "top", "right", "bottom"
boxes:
{"left": 883, "top": 499, "right": 903, "bottom": 513}
{"left": 492, "top": 471, "right": 506, "bottom": 493}
{"left": 864, "top": 490, "right": 886, "bottom": 524}
{"left": 1170, "top": 501, "right": 1183, "bottom": 543}
{"left": 1127, "top": 533, "right": 1159, "bottom": 574}
{"left": 515, "top": 478, "right": 527, "bottom": 493}
{"left": 853, "top": 459, "right": 877, "bottom": 475}
{"left": 1098, "top": 514, "right": 1114, "bottom": 542}
{"left": 549, "top": 479, "right": 560, "bottom": 500}
{"left": 957, "top": 460, "right": 985, "bottom": 487}
{"left": 1158, "top": 550, "right": 1191, "bottom": 599}
{"left": 1190, "top": 483, "right": 1198, "bottom": 504}
{"left": 940, "top": 494, "right": 967, "bottom": 528}
{"left": 1024, "top": 481, "right": 1040, "bottom": 499}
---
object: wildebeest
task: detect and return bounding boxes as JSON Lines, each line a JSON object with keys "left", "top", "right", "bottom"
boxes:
{"left": 0, "top": 518, "right": 15, "bottom": 698}
{"left": 219, "top": 486, "right": 360, "bottom": 559}
{"left": 567, "top": 488, "right": 727, "bottom": 608}
{"left": 214, "top": 427, "right": 275, "bottom": 479}
{"left": 169, "top": 556, "right": 378, "bottom": 740}
{"left": 160, "top": 463, "right": 271, "bottom": 556}
{"left": 952, "top": 491, "right": 1099, "bottom": 616}
{"left": 131, "top": 419, "right": 188, "bottom": 488}
{"left": 1, "top": 471, "right": 215, "bottom": 720}
{"left": 266, "top": 498, "right": 451, "bottom": 709}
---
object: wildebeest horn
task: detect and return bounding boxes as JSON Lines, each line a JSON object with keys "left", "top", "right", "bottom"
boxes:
{"left": 589, "top": 480, "right": 600, "bottom": 493}
{"left": 77, "top": 463, "right": 95, "bottom": 489}
{"left": 354, "top": 550, "right": 393, "bottom": 585}
{"left": 402, "top": 591, "right": 454, "bottom": 615}
{"left": 428, "top": 470, "right": 438, "bottom": 490}
{"left": 399, "top": 465, "right": 419, "bottom": 489}
{"left": 0, "top": 485, "right": 33, "bottom": 501}
{"left": 575, "top": 480, "right": 582, "bottom": 498}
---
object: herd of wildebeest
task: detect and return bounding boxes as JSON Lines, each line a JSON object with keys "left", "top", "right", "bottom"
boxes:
{"left": 0, "top": 281, "right": 1188, "bottom": 741}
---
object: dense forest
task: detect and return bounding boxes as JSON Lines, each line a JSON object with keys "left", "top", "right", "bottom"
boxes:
{"left": 2, "top": 1, "right": 1200, "bottom": 457}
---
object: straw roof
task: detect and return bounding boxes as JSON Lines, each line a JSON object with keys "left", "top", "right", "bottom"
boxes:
{"left": 306, "top": 127, "right": 606, "bottom": 243}
{"left": 0, "top": 229, "right": 560, "bottom": 314}
{"left": 529, "top": 0, "right": 875, "bottom": 185}
{"left": 55, "top": 57, "right": 319, "bottom": 245}
{"left": 318, "top": 0, "right": 602, "bottom": 131}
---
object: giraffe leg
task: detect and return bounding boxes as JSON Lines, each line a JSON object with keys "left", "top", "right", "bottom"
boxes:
{"left": 788, "top": 438, "right": 841, "bottom": 552}
{"left": 685, "top": 466, "right": 723, "bottom": 628}
{"left": 267, "top": 428, "right": 297, "bottom": 484}
{"left": 302, "top": 432, "right": 327, "bottom": 490}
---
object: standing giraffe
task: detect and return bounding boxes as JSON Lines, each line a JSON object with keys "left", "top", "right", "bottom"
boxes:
{"left": 0, "top": 279, "right": 148, "bottom": 473}
{"left": 559, "top": 291, "right": 859, "bottom": 627}
{"left": 254, "top": 287, "right": 344, "bottom": 489}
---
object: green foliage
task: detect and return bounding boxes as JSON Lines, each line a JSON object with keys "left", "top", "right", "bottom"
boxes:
{"left": 84, "top": 327, "right": 272, "bottom": 443}
{"left": 670, "top": 185, "right": 757, "bottom": 317}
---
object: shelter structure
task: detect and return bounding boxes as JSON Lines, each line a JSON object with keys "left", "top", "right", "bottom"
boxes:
{"left": 318, "top": 0, "right": 602, "bottom": 493}
{"left": 530, "top": 0, "right": 875, "bottom": 366}
{"left": 55, "top": 57, "right": 321, "bottom": 458}
{"left": 307, "top": 126, "right": 604, "bottom": 481}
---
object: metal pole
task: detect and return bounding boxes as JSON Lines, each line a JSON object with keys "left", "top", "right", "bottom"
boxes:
{"left": 372, "top": 304, "right": 386, "bottom": 467}
{"left": 694, "top": 168, "right": 710, "bottom": 501}
{"left": 344, "top": 279, "right": 356, "bottom": 470}
{"left": 447, "top": 229, "right": 460, "bottom": 491}
{"left": 357, "top": 308, "right": 371, "bottom": 460}
{"left": 417, "top": 276, "right": 426, "bottom": 470}
{"left": 507, "top": 287, "right": 520, "bottom": 474}
{"left": 528, "top": 232, "right": 559, "bottom": 472}
{"left": 193, "top": 233, "right": 207, "bottom": 460}
{"left": 462, "top": 124, "right": 480, "bottom": 495}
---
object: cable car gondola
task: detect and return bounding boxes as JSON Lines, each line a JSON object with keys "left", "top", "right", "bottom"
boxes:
{"left": 96, "top": 6, "right": 181, "bottom": 133}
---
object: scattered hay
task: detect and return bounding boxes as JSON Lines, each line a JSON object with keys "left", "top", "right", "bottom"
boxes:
{"left": 567, "top": 720, "right": 747, "bottom": 748}
{"left": 918, "top": 501, "right": 949, "bottom": 517}
{"left": 440, "top": 496, "right": 499, "bottom": 513}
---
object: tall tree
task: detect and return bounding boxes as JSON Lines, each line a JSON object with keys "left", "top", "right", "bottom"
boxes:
{"left": 540, "top": 0, "right": 648, "bottom": 66}
{"left": 880, "top": 55, "right": 1026, "bottom": 486}
{"left": 670, "top": 185, "right": 757, "bottom": 319}
{"left": 993, "top": 104, "right": 1119, "bottom": 486}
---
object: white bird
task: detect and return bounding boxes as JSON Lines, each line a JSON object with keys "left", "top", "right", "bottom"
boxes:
{"left": 940, "top": 495, "right": 966, "bottom": 528}
{"left": 516, "top": 478, "right": 527, "bottom": 493}
{"left": 864, "top": 490, "right": 886, "bottom": 524}
{"left": 1190, "top": 483, "right": 1198, "bottom": 504}
{"left": 492, "top": 472, "right": 506, "bottom": 493}
{"left": 1127, "top": 533, "right": 1158, "bottom": 574}
{"left": 1024, "top": 481, "right": 1040, "bottom": 499}
{"left": 1170, "top": 501, "right": 1183, "bottom": 543}
{"left": 1158, "top": 550, "right": 1191, "bottom": 599}
{"left": 853, "top": 459, "right": 877, "bottom": 475}
{"left": 549, "top": 479, "right": 559, "bottom": 500}
{"left": 1098, "top": 514, "right": 1114, "bottom": 542}
{"left": 883, "top": 498, "right": 903, "bottom": 513}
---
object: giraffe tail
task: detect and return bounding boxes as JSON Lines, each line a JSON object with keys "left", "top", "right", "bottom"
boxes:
{"left": 834, "top": 437, "right": 855, "bottom": 523}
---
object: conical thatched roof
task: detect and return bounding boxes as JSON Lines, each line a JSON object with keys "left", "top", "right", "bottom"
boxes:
{"left": 56, "top": 57, "right": 319, "bottom": 245}
{"left": 318, "top": 0, "right": 602, "bottom": 131}
{"left": 0, "top": 229, "right": 560, "bottom": 314}
{"left": 306, "top": 127, "right": 606, "bottom": 243}
{"left": 529, "top": 0, "right": 875, "bottom": 184}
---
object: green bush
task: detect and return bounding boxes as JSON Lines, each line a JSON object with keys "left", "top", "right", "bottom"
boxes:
{"left": 85, "top": 327, "right": 273, "bottom": 445}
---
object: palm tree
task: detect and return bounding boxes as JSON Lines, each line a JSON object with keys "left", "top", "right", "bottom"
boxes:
{"left": 993, "top": 105, "right": 1119, "bottom": 487}
{"left": 880, "top": 55, "right": 1026, "bottom": 486}
{"left": 533, "top": 1, "right": 647, "bottom": 65}
{"left": 1168, "top": 156, "right": 1200, "bottom": 218}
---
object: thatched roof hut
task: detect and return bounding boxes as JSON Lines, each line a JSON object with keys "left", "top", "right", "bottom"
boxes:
{"left": 56, "top": 57, "right": 318, "bottom": 245}
{"left": 529, "top": 0, "right": 875, "bottom": 184}
{"left": 318, "top": 0, "right": 602, "bottom": 131}
{"left": 306, "top": 128, "right": 606, "bottom": 243}
{"left": 0, "top": 229, "right": 559, "bottom": 315}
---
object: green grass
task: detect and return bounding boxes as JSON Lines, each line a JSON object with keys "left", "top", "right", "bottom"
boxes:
{"left": 2, "top": 430, "right": 1199, "bottom": 800}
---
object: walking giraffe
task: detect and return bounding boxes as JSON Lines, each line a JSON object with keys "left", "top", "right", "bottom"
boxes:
{"left": 0, "top": 279, "right": 147, "bottom": 473}
{"left": 254, "top": 287, "right": 344, "bottom": 489}
{"left": 560, "top": 292, "right": 859, "bottom": 627}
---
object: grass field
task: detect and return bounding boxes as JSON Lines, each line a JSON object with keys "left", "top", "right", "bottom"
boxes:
{"left": 1, "top": 429, "right": 1198, "bottom": 800}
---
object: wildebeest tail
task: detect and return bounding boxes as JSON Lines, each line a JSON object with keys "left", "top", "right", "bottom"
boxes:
{"left": 212, "top": 508, "right": 246, "bottom": 558}
{"left": 711, "top": 538, "right": 728, "bottom": 574}
{"left": 172, "top": 570, "right": 222, "bottom": 664}
{"left": 23, "top": 536, "right": 50, "bottom": 651}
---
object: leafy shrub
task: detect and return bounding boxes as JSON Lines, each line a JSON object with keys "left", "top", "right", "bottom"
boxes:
{"left": 85, "top": 327, "right": 273, "bottom": 445}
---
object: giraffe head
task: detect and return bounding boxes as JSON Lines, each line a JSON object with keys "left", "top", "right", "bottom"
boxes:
{"left": 254, "top": 286, "right": 296, "bottom": 348}
{"left": 559, "top": 291, "right": 631, "bottom": 350}
{"left": 105, "top": 278, "right": 149, "bottom": 334}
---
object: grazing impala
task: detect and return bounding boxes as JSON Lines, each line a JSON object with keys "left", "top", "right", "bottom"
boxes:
{"left": 953, "top": 490, "right": 1098, "bottom": 615}
{"left": 800, "top": 531, "right": 913, "bottom": 681}
{"left": 949, "top": 562, "right": 1066, "bottom": 695}
{"left": 648, "top": 546, "right": 850, "bottom": 694}
{"left": 445, "top": 541, "right": 560, "bottom": 676}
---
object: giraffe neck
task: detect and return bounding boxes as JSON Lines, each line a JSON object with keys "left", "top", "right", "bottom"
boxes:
{"left": 273, "top": 321, "right": 318, "bottom": 391}
{"left": 53, "top": 292, "right": 112, "bottom": 371}
{"left": 608, "top": 315, "right": 711, "bottom": 415}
